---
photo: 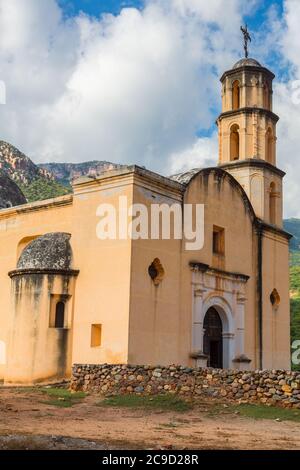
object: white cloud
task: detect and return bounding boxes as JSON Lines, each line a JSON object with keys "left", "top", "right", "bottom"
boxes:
{"left": 280, "top": 0, "right": 300, "bottom": 72}
{"left": 272, "top": 0, "right": 300, "bottom": 217}
{"left": 0, "top": 0, "right": 299, "bottom": 217}
{"left": 169, "top": 132, "right": 218, "bottom": 174}
{"left": 0, "top": 0, "right": 245, "bottom": 172}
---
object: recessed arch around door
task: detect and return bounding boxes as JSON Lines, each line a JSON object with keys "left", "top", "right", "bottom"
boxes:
{"left": 202, "top": 296, "right": 235, "bottom": 369}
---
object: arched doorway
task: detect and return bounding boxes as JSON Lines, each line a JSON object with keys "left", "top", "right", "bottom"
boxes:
{"left": 203, "top": 307, "right": 223, "bottom": 368}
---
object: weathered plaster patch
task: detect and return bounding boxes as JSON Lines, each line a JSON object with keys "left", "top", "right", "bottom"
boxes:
{"left": 57, "top": 329, "right": 68, "bottom": 377}
{"left": 101, "top": 187, "right": 126, "bottom": 198}
{"left": 137, "top": 187, "right": 178, "bottom": 205}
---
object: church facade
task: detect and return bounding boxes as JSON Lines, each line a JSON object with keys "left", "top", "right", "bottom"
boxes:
{"left": 0, "top": 57, "right": 291, "bottom": 385}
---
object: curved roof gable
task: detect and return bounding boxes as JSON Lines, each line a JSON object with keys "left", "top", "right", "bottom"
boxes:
{"left": 182, "top": 167, "right": 257, "bottom": 224}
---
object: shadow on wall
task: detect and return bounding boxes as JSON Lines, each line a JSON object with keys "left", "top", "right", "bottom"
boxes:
{"left": 0, "top": 341, "right": 5, "bottom": 365}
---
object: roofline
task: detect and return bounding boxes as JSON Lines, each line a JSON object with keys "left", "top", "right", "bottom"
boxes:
{"left": 72, "top": 164, "right": 184, "bottom": 193}
{"left": 257, "top": 221, "right": 293, "bottom": 241}
{"left": 220, "top": 65, "right": 275, "bottom": 82}
{"left": 184, "top": 167, "right": 291, "bottom": 239}
{"left": 0, "top": 194, "right": 73, "bottom": 219}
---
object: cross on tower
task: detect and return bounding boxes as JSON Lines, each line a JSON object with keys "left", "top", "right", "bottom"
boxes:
{"left": 240, "top": 25, "right": 251, "bottom": 59}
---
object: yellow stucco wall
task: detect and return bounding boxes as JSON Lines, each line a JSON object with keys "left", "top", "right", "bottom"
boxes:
{"left": 127, "top": 169, "right": 285, "bottom": 370}
{"left": 181, "top": 170, "right": 257, "bottom": 367}
{"left": 5, "top": 274, "right": 76, "bottom": 384}
{"left": 0, "top": 196, "right": 73, "bottom": 380}
{"left": 261, "top": 230, "right": 290, "bottom": 369}
{"left": 127, "top": 177, "right": 183, "bottom": 366}
{"left": 0, "top": 164, "right": 291, "bottom": 383}
{"left": 70, "top": 174, "right": 133, "bottom": 366}
{"left": 0, "top": 55, "right": 291, "bottom": 384}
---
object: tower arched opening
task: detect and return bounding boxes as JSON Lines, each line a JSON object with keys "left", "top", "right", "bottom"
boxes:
{"left": 232, "top": 80, "right": 240, "bottom": 110}
{"left": 230, "top": 124, "right": 240, "bottom": 161}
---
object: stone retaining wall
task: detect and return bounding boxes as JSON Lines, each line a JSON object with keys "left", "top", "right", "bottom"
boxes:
{"left": 71, "top": 364, "right": 300, "bottom": 409}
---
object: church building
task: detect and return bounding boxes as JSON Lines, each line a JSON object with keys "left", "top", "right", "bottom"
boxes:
{"left": 0, "top": 55, "right": 291, "bottom": 385}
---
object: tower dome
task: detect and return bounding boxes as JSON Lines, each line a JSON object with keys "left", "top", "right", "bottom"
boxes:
{"left": 232, "top": 58, "right": 262, "bottom": 69}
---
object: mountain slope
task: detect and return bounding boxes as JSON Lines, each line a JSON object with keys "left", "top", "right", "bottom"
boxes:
{"left": 289, "top": 251, "right": 300, "bottom": 371}
{"left": 0, "top": 141, "right": 70, "bottom": 202}
{"left": 38, "top": 161, "right": 125, "bottom": 188}
{"left": 0, "top": 140, "right": 54, "bottom": 184}
{"left": 0, "top": 141, "right": 123, "bottom": 201}
{"left": 0, "top": 174, "right": 27, "bottom": 209}
{"left": 284, "top": 218, "right": 300, "bottom": 251}
{"left": 284, "top": 218, "right": 300, "bottom": 370}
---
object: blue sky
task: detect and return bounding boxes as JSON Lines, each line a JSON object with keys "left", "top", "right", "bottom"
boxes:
{"left": 58, "top": 0, "right": 284, "bottom": 39}
{"left": 58, "top": 0, "right": 145, "bottom": 17}
{"left": 58, "top": 0, "right": 283, "bottom": 21}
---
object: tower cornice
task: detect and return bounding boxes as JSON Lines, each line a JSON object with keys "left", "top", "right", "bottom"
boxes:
{"left": 217, "top": 107, "right": 279, "bottom": 124}
{"left": 220, "top": 65, "right": 275, "bottom": 83}
{"left": 219, "top": 159, "right": 286, "bottom": 178}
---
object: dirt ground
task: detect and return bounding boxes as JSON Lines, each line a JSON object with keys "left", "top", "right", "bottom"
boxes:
{"left": 0, "top": 387, "right": 299, "bottom": 450}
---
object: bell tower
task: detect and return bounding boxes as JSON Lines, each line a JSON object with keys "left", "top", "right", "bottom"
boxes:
{"left": 217, "top": 56, "right": 284, "bottom": 227}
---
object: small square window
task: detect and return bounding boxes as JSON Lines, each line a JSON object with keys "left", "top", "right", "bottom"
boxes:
{"left": 213, "top": 226, "right": 225, "bottom": 255}
{"left": 91, "top": 324, "right": 102, "bottom": 348}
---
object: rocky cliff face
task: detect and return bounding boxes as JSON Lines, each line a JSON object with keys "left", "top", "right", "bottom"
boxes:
{"left": 0, "top": 140, "right": 124, "bottom": 203}
{"left": 0, "top": 141, "right": 70, "bottom": 202}
{"left": 0, "top": 141, "right": 54, "bottom": 185}
{"left": 38, "top": 161, "right": 124, "bottom": 187}
{"left": 0, "top": 174, "right": 27, "bottom": 209}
